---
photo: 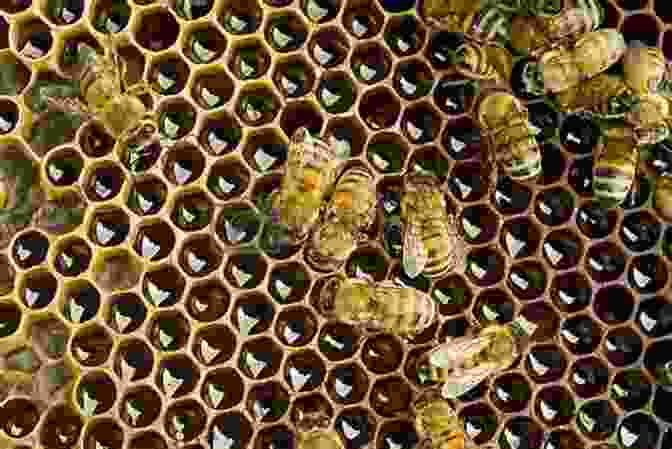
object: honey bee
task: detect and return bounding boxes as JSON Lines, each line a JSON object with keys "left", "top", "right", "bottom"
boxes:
{"left": 592, "top": 136, "right": 641, "bottom": 208}
{"left": 476, "top": 91, "right": 542, "bottom": 190}
{"left": 456, "top": 40, "right": 514, "bottom": 83}
{"left": 528, "top": 29, "right": 626, "bottom": 94}
{"left": 400, "top": 172, "right": 469, "bottom": 280}
{"left": 654, "top": 175, "right": 672, "bottom": 221}
{"left": 553, "top": 73, "right": 638, "bottom": 118}
{"left": 305, "top": 164, "right": 376, "bottom": 272}
{"left": 0, "top": 158, "right": 44, "bottom": 249}
{"left": 271, "top": 127, "right": 342, "bottom": 245}
{"left": 510, "top": 4, "right": 603, "bottom": 57}
{"left": 623, "top": 46, "right": 672, "bottom": 95}
{"left": 413, "top": 390, "right": 495, "bottom": 449}
{"left": 416, "top": 316, "right": 537, "bottom": 399}
{"left": 294, "top": 407, "right": 345, "bottom": 449}
{"left": 317, "top": 273, "right": 437, "bottom": 339}
{"left": 32, "top": 37, "right": 161, "bottom": 165}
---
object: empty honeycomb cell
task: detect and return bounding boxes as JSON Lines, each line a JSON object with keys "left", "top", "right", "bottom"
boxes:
{"left": 325, "top": 362, "right": 369, "bottom": 404}
{"left": 560, "top": 114, "right": 601, "bottom": 155}
{"left": 129, "top": 431, "right": 170, "bottom": 449}
{"left": 75, "top": 371, "right": 117, "bottom": 417}
{"left": 465, "top": 246, "right": 506, "bottom": 287}
{"left": 447, "top": 161, "right": 486, "bottom": 202}
{"left": 302, "top": 0, "right": 341, "bottom": 23}
{"left": 83, "top": 162, "right": 126, "bottom": 203}
{"left": 61, "top": 279, "right": 101, "bottom": 324}
{"left": 0, "top": 399, "right": 38, "bottom": 439}
{"left": 507, "top": 261, "right": 547, "bottom": 301}
{"left": 231, "top": 292, "right": 275, "bottom": 337}
{"left": 620, "top": 210, "right": 662, "bottom": 252}
{"left": 192, "top": 324, "right": 236, "bottom": 366}
{"left": 459, "top": 204, "right": 499, "bottom": 244}
{"left": 11, "top": 229, "right": 49, "bottom": 270}
{"left": 178, "top": 234, "right": 224, "bottom": 277}
{"left": 215, "top": 202, "right": 261, "bottom": 247}
{"left": 474, "top": 288, "right": 516, "bottom": 325}
{"left": 170, "top": 0, "right": 213, "bottom": 20}
{"left": 637, "top": 295, "right": 672, "bottom": 337}
{"left": 458, "top": 403, "right": 498, "bottom": 444}
{"left": 351, "top": 43, "right": 392, "bottom": 85}
{"left": 576, "top": 400, "right": 618, "bottom": 441}
{"left": 310, "top": 27, "right": 351, "bottom": 70}
{"left": 70, "top": 323, "right": 113, "bottom": 366}
{"left": 162, "top": 142, "right": 206, "bottom": 186}
{"left": 432, "top": 274, "right": 473, "bottom": 316}
{"left": 82, "top": 418, "right": 124, "bottom": 449}
{"left": 201, "top": 367, "right": 244, "bottom": 410}
{"left": 400, "top": 102, "right": 441, "bottom": 145}
{"left": 242, "top": 128, "right": 288, "bottom": 173}
{"left": 43, "top": 147, "right": 84, "bottom": 187}
{"left": 603, "top": 326, "right": 643, "bottom": 366}
{"left": 132, "top": 7, "right": 181, "bottom": 52}
{"left": 383, "top": 15, "right": 424, "bottom": 57}
{"left": 569, "top": 158, "right": 594, "bottom": 197}
{"left": 190, "top": 66, "right": 235, "bottom": 111}
{"left": 405, "top": 344, "right": 435, "bottom": 386}
{"left": 126, "top": 175, "right": 168, "bottom": 216}
{"left": 345, "top": 246, "right": 388, "bottom": 281}
{"left": 182, "top": 23, "right": 227, "bottom": 65}
{"left": 360, "top": 334, "right": 403, "bottom": 375}
{"left": 370, "top": 376, "right": 412, "bottom": 417}
{"left": 325, "top": 116, "right": 367, "bottom": 158}
{"left": 197, "top": 114, "right": 242, "bottom": 158}
{"left": 164, "top": 399, "right": 208, "bottom": 443}
{"left": 0, "top": 0, "right": 30, "bottom": 14}
{"left": 534, "top": 187, "right": 575, "bottom": 227}
{"left": 273, "top": 55, "right": 317, "bottom": 99}
{"left": 275, "top": 308, "right": 318, "bottom": 348}
{"left": 492, "top": 177, "right": 533, "bottom": 215}
{"left": 342, "top": 0, "right": 384, "bottom": 39}
{"left": 254, "top": 425, "right": 295, "bottom": 449}
{"left": 433, "top": 77, "right": 477, "bottom": 117}
{"left": 618, "top": 413, "right": 660, "bottom": 449}
{"left": 359, "top": 87, "right": 400, "bottom": 132}
{"left": 376, "top": 420, "right": 418, "bottom": 449}
{"left": 393, "top": 60, "right": 434, "bottom": 102}
{"left": 576, "top": 201, "right": 618, "bottom": 239}
{"left": 611, "top": 369, "right": 652, "bottom": 411}
{"left": 91, "top": 0, "right": 132, "bottom": 33}
{"left": 525, "top": 343, "right": 567, "bottom": 384}
{"left": 229, "top": 39, "right": 271, "bottom": 82}
{"left": 498, "top": 416, "right": 544, "bottom": 449}
{"left": 148, "top": 54, "right": 190, "bottom": 96}
{"left": 156, "top": 353, "right": 201, "bottom": 399}
{"left": 120, "top": 384, "right": 163, "bottom": 428}
{"left": 19, "top": 268, "right": 59, "bottom": 309}
{"left": 12, "top": 17, "right": 54, "bottom": 60}
{"left": 628, "top": 254, "right": 668, "bottom": 293}
{"left": 142, "top": 265, "right": 186, "bottom": 308}
{"left": 206, "top": 158, "right": 250, "bottom": 201}
{"left": 268, "top": 263, "right": 309, "bottom": 305}
{"left": 560, "top": 315, "right": 603, "bottom": 355}
{"left": 622, "top": 13, "right": 661, "bottom": 47}
{"left": 284, "top": 349, "right": 326, "bottom": 392}
{"left": 265, "top": 11, "right": 309, "bottom": 53}
{"left": 88, "top": 206, "right": 130, "bottom": 247}
{"left": 544, "top": 429, "right": 586, "bottom": 449}
{"left": 622, "top": 176, "right": 652, "bottom": 210}
{"left": 280, "top": 100, "right": 325, "bottom": 138}
{"left": 105, "top": 293, "right": 146, "bottom": 334}
{"left": 157, "top": 98, "right": 197, "bottom": 141}
{"left": 585, "top": 241, "right": 626, "bottom": 282}
{"left": 528, "top": 103, "right": 560, "bottom": 144}
{"left": 490, "top": 373, "right": 532, "bottom": 413}
{"left": 246, "top": 381, "right": 290, "bottom": 423}
{"left": 542, "top": 228, "right": 583, "bottom": 270}
{"left": 593, "top": 285, "right": 635, "bottom": 324}
{"left": 366, "top": 131, "right": 407, "bottom": 173}
{"left": 550, "top": 271, "right": 592, "bottom": 313}
{"left": 318, "top": 71, "right": 358, "bottom": 115}
{"left": 224, "top": 253, "right": 268, "bottom": 290}
{"left": 319, "top": 321, "right": 361, "bottom": 362}
{"left": 39, "top": 403, "right": 83, "bottom": 449}
{"left": 55, "top": 29, "right": 101, "bottom": 77}
{"left": 79, "top": 122, "right": 116, "bottom": 159}
{"left": 336, "top": 407, "right": 377, "bottom": 449}
{"left": 0, "top": 301, "right": 20, "bottom": 336}
{"left": 0, "top": 99, "right": 18, "bottom": 134}
{"left": 217, "top": 0, "right": 261, "bottom": 34}
{"left": 133, "top": 219, "right": 176, "bottom": 262}
{"left": 113, "top": 337, "right": 154, "bottom": 382}
{"left": 442, "top": 117, "right": 482, "bottom": 161}
{"left": 236, "top": 83, "right": 282, "bottom": 127}
{"left": 147, "top": 310, "right": 191, "bottom": 352}
{"left": 239, "top": 336, "right": 284, "bottom": 380}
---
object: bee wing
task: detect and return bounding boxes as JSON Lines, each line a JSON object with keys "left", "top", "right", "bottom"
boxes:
{"left": 403, "top": 223, "right": 428, "bottom": 279}
{"left": 441, "top": 365, "right": 496, "bottom": 399}
{"left": 428, "top": 335, "right": 491, "bottom": 368}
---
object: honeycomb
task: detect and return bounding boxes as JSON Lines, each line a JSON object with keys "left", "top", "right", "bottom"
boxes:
{"left": 0, "top": 0, "right": 672, "bottom": 447}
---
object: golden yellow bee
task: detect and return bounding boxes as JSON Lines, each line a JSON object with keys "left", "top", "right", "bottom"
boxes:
{"left": 553, "top": 73, "right": 638, "bottom": 117}
{"left": 317, "top": 273, "right": 436, "bottom": 339}
{"left": 623, "top": 46, "right": 671, "bottom": 95}
{"left": 592, "top": 136, "right": 641, "bottom": 208}
{"left": 476, "top": 91, "right": 542, "bottom": 190}
{"left": 297, "top": 429, "right": 346, "bottom": 449}
{"left": 654, "top": 175, "right": 672, "bottom": 221}
{"left": 271, "top": 127, "right": 342, "bottom": 245}
{"left": 401, "top": 173, "right": 468, "bottom": 280}
{"left": 413, "top": 390, "right": 495, "bottom": 449}
{"left": 305, "top": 164, "right": 376, "bottom": 272}
{"left": 416, "top": 317, "right": 537, "bottom": 399}
{"left": 456, "top": 41, "right": 513, "bottom": 84}
{"left": 533, "top": 29, "right": 625, "bottom": 94}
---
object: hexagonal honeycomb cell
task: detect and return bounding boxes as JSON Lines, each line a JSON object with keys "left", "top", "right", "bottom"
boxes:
{"left": 1, "top": 0, "right": 672, "bottom": 448}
